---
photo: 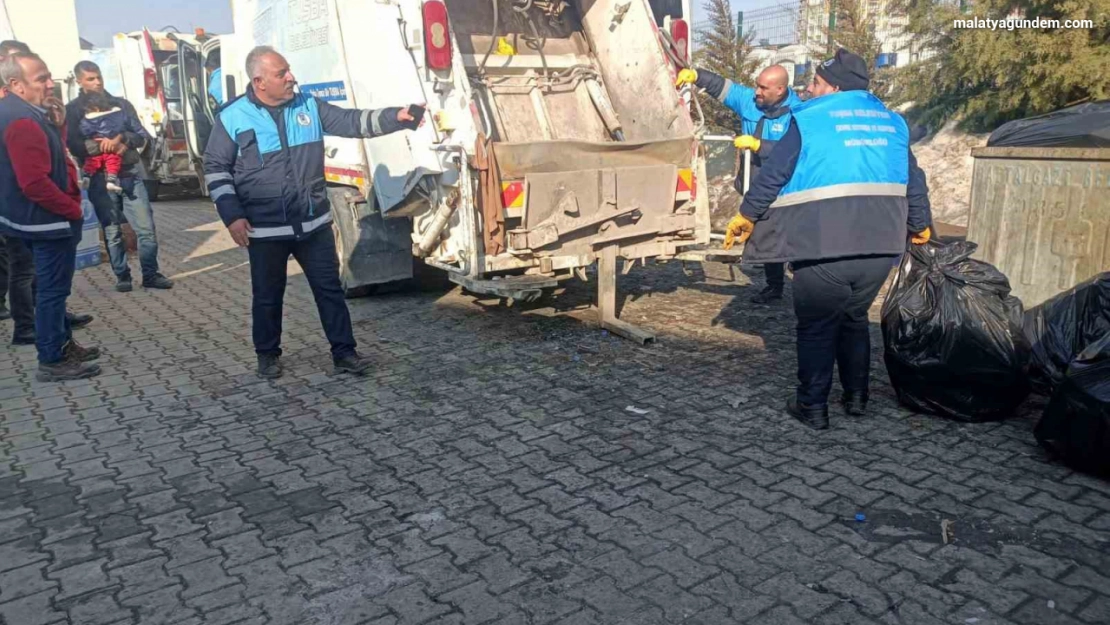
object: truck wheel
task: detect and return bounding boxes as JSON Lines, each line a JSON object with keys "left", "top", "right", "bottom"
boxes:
{"left": 144, "top": 180, "right": 162, "bottom": 202}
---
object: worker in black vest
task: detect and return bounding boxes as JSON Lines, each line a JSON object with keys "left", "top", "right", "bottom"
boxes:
{"left": 0, "top": 52, "right": 101, "bottom": 380}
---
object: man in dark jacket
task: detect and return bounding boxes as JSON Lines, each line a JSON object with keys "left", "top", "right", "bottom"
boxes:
{"left": 0, "top": 52, "right": 101, "bottom": 380}
{"left": 66, "top": 61, "right": 173, "bottom": 292}
{"left": 204, "top": 46, "right": 421, "bottom": 379}
{"left": 724, "top": 49, "right": 933, "bottom": 430}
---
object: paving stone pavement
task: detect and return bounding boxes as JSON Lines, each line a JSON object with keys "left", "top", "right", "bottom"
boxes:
{"left": 2, "top": 198, "right": 1109, "bottom": 625}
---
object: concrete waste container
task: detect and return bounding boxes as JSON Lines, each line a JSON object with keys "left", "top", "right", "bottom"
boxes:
{"left": 967, "top": 147, "right": 1110, "bottom": 307}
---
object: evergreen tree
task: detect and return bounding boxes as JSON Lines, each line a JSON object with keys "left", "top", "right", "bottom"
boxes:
{"left": 693, "top": 0, "right": 761, "bottom": 132}
{"left": 889, "top": 0, "right": 1110, "bottom": 131}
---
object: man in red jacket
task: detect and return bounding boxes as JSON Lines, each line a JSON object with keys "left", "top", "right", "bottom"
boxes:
{"left": 0, "top": 52, "right": 101, "bottom": 380}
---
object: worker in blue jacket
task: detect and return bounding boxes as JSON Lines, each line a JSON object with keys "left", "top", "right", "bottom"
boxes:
{"left": 203, "top": 46, "right": 421, "bottom": 379}
{"left": 722, "top": 49, "right": 933, "bottom": 430}
{"left": 676, "top": 64, "right": 802, "bottom": 304}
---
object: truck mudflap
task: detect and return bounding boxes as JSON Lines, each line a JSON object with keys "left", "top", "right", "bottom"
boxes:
{"left": 327, "top": 187, "right": 414, "bottom": 296}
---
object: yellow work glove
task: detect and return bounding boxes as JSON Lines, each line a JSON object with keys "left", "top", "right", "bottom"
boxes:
{"left": 723, "top": 214, "right": 755, "bottom": 250}
{"left": 675, "top": 68, "right": 698, "bottom": 88}
{"left": 734, "top": 135, "right": 761, "bottom": 152}
{"left": 911, "top": 226, "right": 932, "bottom": 245}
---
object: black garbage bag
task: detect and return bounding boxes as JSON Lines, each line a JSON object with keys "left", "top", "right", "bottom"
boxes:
{"left": 1023, "top": 273, "right": 1110, "bottom": 395}
{"left": 1035, "top": 334, "right": 1110, "bottom": 478}
{"left": 881, "top": 240, "right": 1031, "bottom": 422}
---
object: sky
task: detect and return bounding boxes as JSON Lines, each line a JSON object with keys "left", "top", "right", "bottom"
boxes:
{"left": 76, "top": 0, "right": 233, "bottom": 46}
{"left": 74, "top": 0, "right": 765, "bottom": 47}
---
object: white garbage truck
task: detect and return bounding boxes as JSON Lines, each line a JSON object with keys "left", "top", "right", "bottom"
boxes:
{"left": 224, "top": 0, "right": 718, "bottom": 341}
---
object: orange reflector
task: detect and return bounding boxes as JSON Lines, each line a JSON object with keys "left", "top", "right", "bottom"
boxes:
{"left": 676, "top": 169, "right": 693, "bottom": 193}
{"left": 501, "top": 181, "right": 524, "bottom": 208}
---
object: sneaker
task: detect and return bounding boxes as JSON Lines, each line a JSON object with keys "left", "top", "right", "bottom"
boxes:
{"left": 37, "top": 360, "right": 101, "bottom": 382}
{"left": 841, "top": 390, "right": 869, "bottom": 417}
{"left": 11, "top": 332, "right": 35, "bottom": 346}
{"left": 786, "top": 396, "right": 829, "bottom": 430}
{"left": 333, "top": 352, "right": 372, "bottom": 375}
{"left": 63, "top": 340, "right": 101, "bottom": 363}
{"left": 750, "top": 286, "right": 784, "bottom": 304}
{"left": 142, "top": 274, "right": 174, "bottom": 290}
{"left": 116, "top": 277, "right": 133, "bottom": 292}
{"left": 66, "top": 311, "right": 94, "bottom": 329}
{"left": 0, "top": 304, "right": 10, "bottom": 321}
{"left": 257, "top": 353, "right": 283, "bottom": 379}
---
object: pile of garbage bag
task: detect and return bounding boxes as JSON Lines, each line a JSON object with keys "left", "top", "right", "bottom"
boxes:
{"left": 1023, "top": 274, "right": 1110, "bottom": 395}
{"left": 1035, "top": 334, "right": 1110, "bottom": 477}
{"left": 881, "top": 240, "right": 1109, "bottom": 476}
{"left": 881, "top": 240, "right": 1031, "bottom": 422}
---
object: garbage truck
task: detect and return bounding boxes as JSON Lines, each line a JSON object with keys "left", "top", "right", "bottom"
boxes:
{"left": 224, "top": 0, "right": 719, "bottom": 342}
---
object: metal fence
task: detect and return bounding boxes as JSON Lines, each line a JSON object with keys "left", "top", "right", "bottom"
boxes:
{"left": 693, "top": 0, "right": 918, "bottom": 70}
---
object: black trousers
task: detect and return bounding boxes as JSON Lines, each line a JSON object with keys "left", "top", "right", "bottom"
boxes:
{"left": 764, "top": 262, "right": 785, "bottom": 291}
{"left": 247, "top": 226, "right": 356, "bottom": 359}
{"left": 792, "top": 255, "right": 895, "bottom": 406}
{"left": 2, "top": 235, "right": 36, "bottom": 339}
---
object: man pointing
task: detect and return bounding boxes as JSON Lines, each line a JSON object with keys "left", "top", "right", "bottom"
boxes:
{"left": 203, "top": 46, "right": 422, "bottom": 379}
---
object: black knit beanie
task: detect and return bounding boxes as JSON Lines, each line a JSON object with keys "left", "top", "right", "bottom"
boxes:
{"left": 816, "top": 48, "right": 870, "bottom": 91}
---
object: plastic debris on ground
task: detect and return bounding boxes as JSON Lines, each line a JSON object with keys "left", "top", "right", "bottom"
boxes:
{"left": 1035, "top": 333, "right": 1110, "bottom": 478}
{"left": 881, "top": 240, "right": 1031, "bottom": 422}
{"left": 625, "top": 405, "right": 650, "bottom": 415}
{"left": 1023, "top": 272, "right": 1110, "bottom": 395}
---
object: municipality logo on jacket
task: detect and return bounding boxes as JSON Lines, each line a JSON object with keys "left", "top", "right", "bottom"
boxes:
{"left": 296, "top": 112, "right": 312, "bottom": 126}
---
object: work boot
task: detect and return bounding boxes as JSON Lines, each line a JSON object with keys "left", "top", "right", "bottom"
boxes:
{"left": 142, "top": 274, "right": 174, "bottom": 290}
{"left": 0, "top": 304, "right": 10, "bottom": 320}
{"left": 257, "top": 353, "right": 283, "bottom": 379}
{"left": 37, "top": 360, "right": 101, "bottom": 382}
{"left": 334, "top": 352, "right": 372, "bottom": 375}
{"left": 116, "top": 277, "right": 133, "bottom": 292}
{"left": 750, "top": 285, "right": 784, "bottom": 304}
{"left": 841, "top": 390, "right": 869, "bottom": 416}
{"left": 12, "top": 329, "right": 35, "bottom": 345}
{"left": 66, "top": 311, "right": 94, "bottom": 329}
{"left": 63, "top": 339, "right": 101, "bottom": 363}
{"left": 786, "top": 396, "right": 829, "bottom": 430}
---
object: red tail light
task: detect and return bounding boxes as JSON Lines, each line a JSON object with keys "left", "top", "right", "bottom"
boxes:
{"left": 144, "top": 68, "right": 158, "bottom": 98}
{"left": 423, "top": 1, "right": 452, "bottom": 71}
{"left": 670, "top": 19, "right": 689, "bottom": 65}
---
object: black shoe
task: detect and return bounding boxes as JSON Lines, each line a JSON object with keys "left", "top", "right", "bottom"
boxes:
{"left": 786, "top": 396, "right": 829, "bottom": 430}
{"left": 142, "top": 274, "right": 174, "bottom": 290}
{"left": 257, "top": 353, "right": 283, "bottom": 379}
{"left": 334, "top": 352, "right": 372, "bottom": 375}
{"left": 12, "top": 332, "right": 35, "bottom": 346}
{"left": 750, "top": 286, "right": 784, "bottom": 304}
{"left": 37, "top": 360, "right": 101, "bottom": 381}
{"left": 116, "top": 277, "right": 133, "bottom": 292}
{"left": 63, "top": 340, "right": 101, "bottom": 363}
{"left": 0, "top": 305, "right": 10, "bottom": 321}
{"left": 66, "top": 311, "right": 94, "bottom": 329}
{"left": 841, "top": 390, "right": 869, "bottom": 416}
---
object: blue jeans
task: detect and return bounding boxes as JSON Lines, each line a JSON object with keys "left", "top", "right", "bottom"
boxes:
{"left": 791, "top": 255, "right": 895, "bottom": 406}
{"left": 87, "top": 174, "right": 161, "bottom": 281}
{"left": 246, "top": 227, "right": 357, "bottom": 359}
{"left": 24, "top": 232, "right": 79, "bottom": 364}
